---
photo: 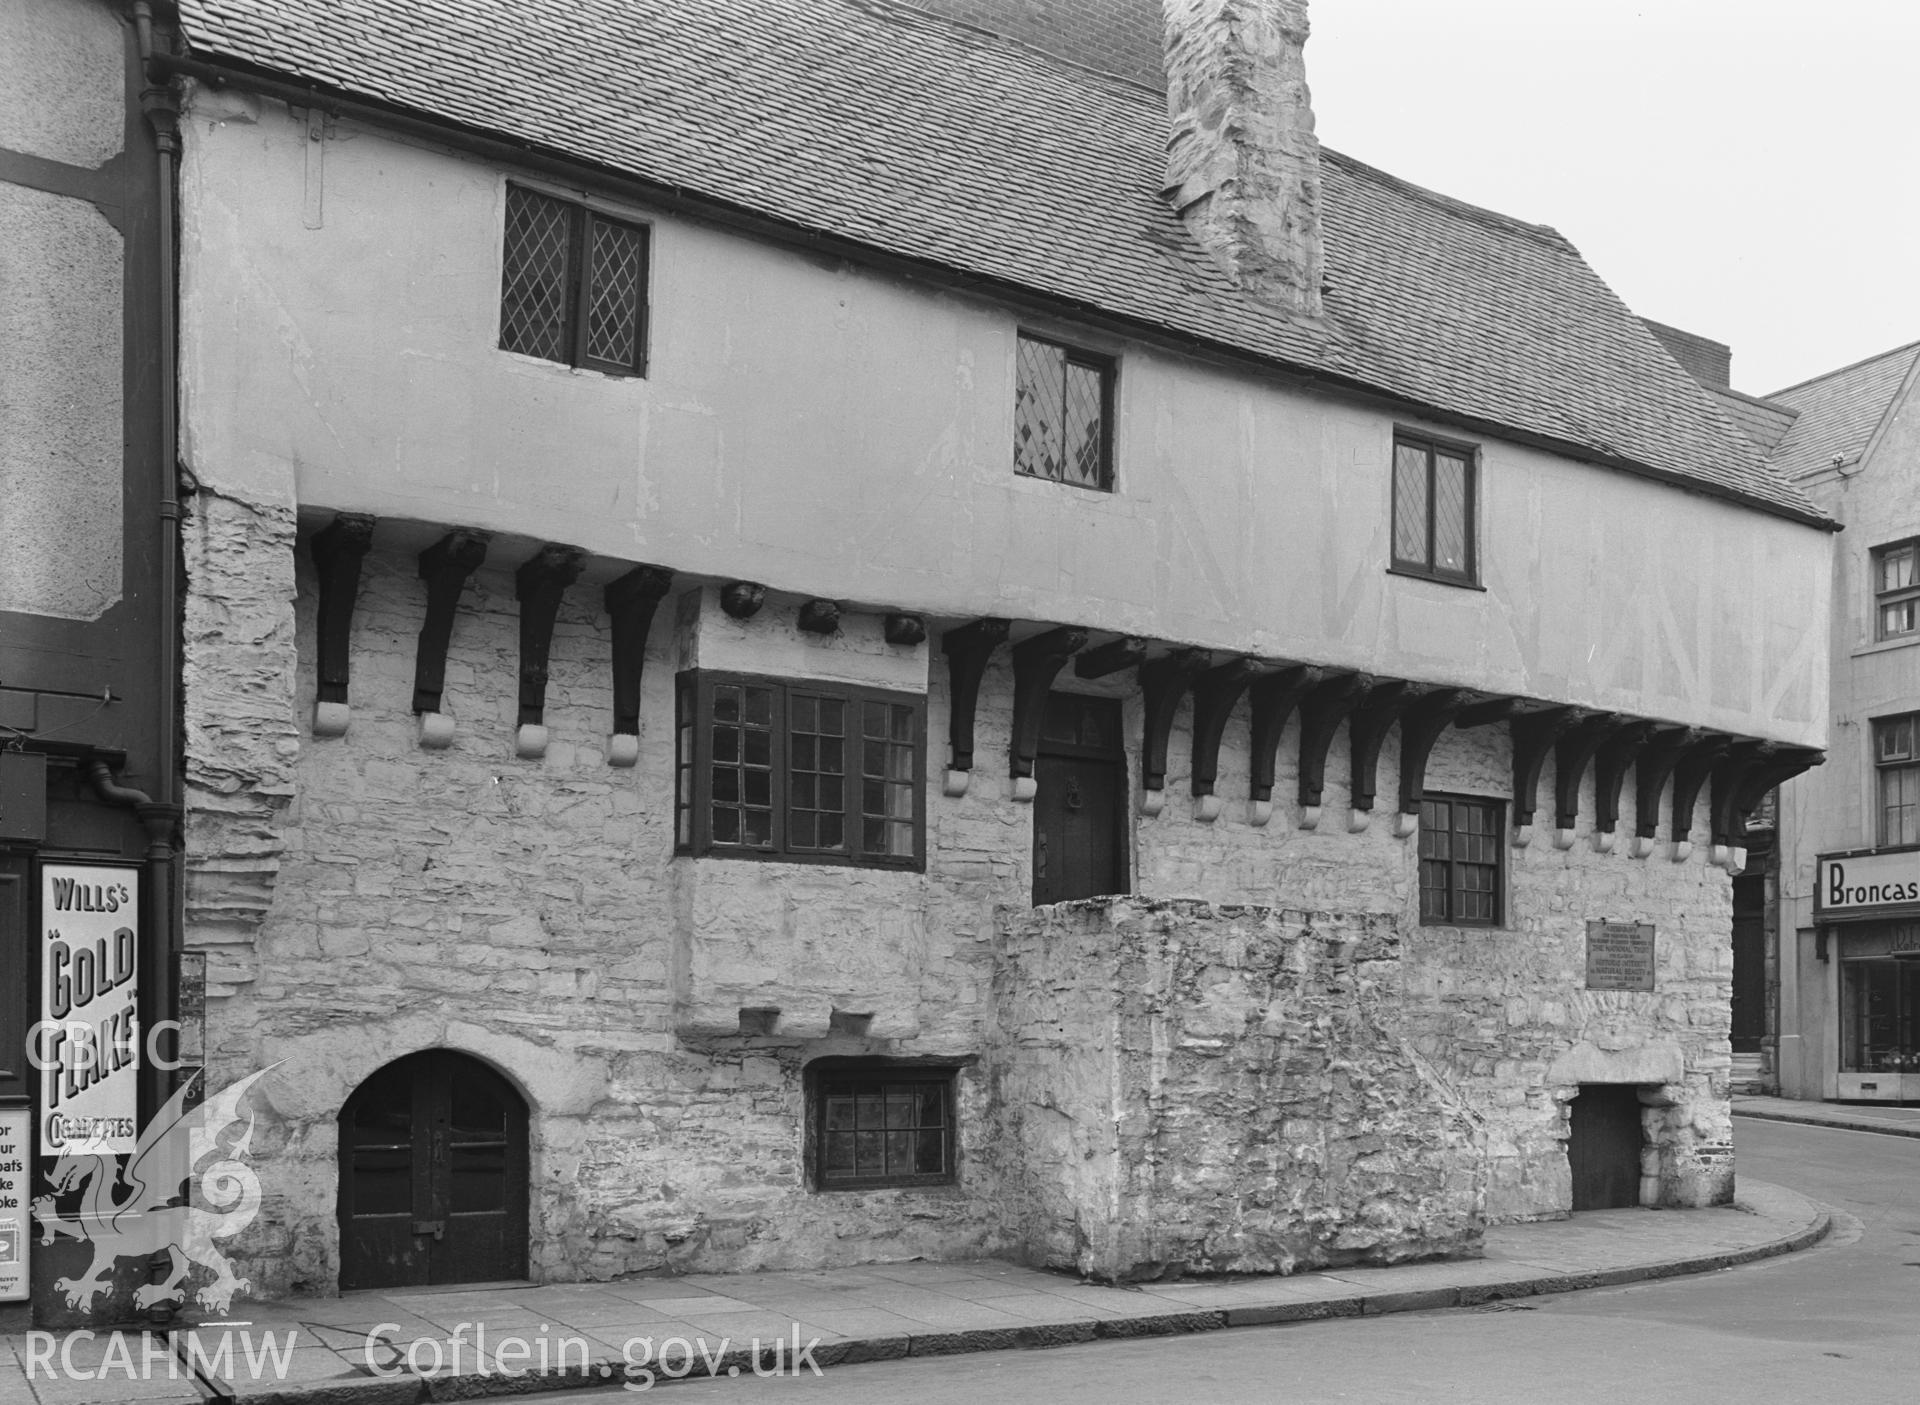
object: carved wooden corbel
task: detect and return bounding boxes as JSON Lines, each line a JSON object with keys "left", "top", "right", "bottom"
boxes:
{"left": 797, "top": 599, "right": 840, "bottom": 635}
{"left": 411, "top": 528, "right": 489, "bottom": 748}
{"left": 1591, "top": 720, "right": 1656, "bottom": 850}
{"left": 1189, "top": 657, "right": 1263, "bottom": 819}
{"left": 1395, "top": 688, "right": 1467, "bottom": 822}
{"left": 1345, "top": 681, "right": 1417, "bottom": 831}
{"left": 1551, "top": 713, "right": 1624, "bottom": 844}
{"left": 1453, "top": 694, "right": 1522, "bottom": 729}
{"left": 1632, "top": 725, "right": 1697, "bottom": 856}
{"left": 1668, "top": 733, "right": 1733, "bottom": 860}
{"left": 1509, "top": 706, "right": 1578, "bottom": 844}
{"left": 1139, "top": 648, "right": 1212, "bottom": 813}
{"left": 1296, "top": 672, "right": 1369, "bottom": 827}
{"left": 604, "top": 564, "right": 674, "bottom": 767}
{"left": 513, "top": 545, "right": 586, "bottom": 759}
{"left": 1711, "top": 744, "right": 1823, "bottom": 867}
{"left": 1074, "top": 636, "right": 1149, "bottom": 680}
{"left": 940, "top": 618, "right": 1010, "bottom": 796}
{"left": 1247, "top": 664, "right": 1324, "bottom": 824}
{"left": 1010, "top": 626, "right": 1088, "bottom": 796}
{"left": 309, "top": 513, "right": 376, "bottom": 737}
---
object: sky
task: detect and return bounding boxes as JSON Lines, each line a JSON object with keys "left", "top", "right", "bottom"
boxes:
{"left": 1306, "top": 0, "right": 1920, "bottom": 396}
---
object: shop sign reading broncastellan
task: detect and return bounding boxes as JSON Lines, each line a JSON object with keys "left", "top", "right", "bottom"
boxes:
{"left": 1816, "top": 849, "right": 1920, "bottom": 917}
{"left": 39, "top": 863, "right": 140, "bottom": 1158}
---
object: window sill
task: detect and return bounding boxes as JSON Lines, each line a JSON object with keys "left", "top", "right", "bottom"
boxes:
{"left": 675, "top": 847, "right": 925, "bottom": 874}
{"left": 1852, "top": 634, "right": 1920, "bottom": 660}
{"left": 1387, "top": 565, "right": 1486, "bottom": 593}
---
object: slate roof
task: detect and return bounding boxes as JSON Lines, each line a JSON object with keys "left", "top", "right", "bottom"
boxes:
{"left": 1766, "top": 342, "right": 1920, "bottom": 481}
{"left": 1710, "top": 388, "right": 1798, "bottom": 454}
{"left": 172, "top": 0, "right": 1825, "bottom": 524}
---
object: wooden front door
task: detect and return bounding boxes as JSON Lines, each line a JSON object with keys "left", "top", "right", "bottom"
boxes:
{"left": 1033, "top": 694, "right": 1127, "bottom": 907}
{"left": 1568, "top": 1084, "right": 1644, "bottom": 1211}
{"left": 338, "top": 1050, "right": 529, "bottom": 1290}
{"left": 1730, "top": 870, "right": 1766, "bottom": 1053}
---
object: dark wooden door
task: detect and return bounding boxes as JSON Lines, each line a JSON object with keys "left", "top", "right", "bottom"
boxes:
{"left": 339, "top": 1051, "right": 529, "bottom": 1290}
{"left": 1032, "top": 694, "right": 1126, "bottom": 907}
{"left": 1568, "top": 1084, "right": 1643, "bottom": 1211}
{"left": 1730, "top": 871, "right": 1766, "bottom": 1053}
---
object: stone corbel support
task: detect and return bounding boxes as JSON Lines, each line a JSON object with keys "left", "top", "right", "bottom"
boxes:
{"left": 1508, "top": 707, "right": 1579, "bottom": 849}
{"left": 797, "top": 599, "right": 840, "bottom": 635}
{"left": 1668, "top": 733, "right": 1733, "bottom": 861}
{"left": 308, "top": 513, "right": 376, "bottom": 737}
{"left": 604, "top": 564, "right": 674, "bottom": 767}
{"left": 1591, "top": 721, "right": 1656, "bottom": 853}
{"left": 1395, "top": 688, "right": 1466, "bottom": 833}
{"left": 1551, "top": 712, "right": 1624, "bottom": 848}
{"left": 720, "top": 580, "right": 766, "bottom": 619}
{"left": 1246, "top": 664, "right": 1323, "bottom": 826}
{"left": 513, "top": 545, "right": 586, "bottom": 759}
{"left": 411, "top": 529, "right": 489, "bottom": 749}
{"left": 1073, "top": 635, "right": 1149, "bottom": 680}
{"left": 1296, "top": 672, "right": 1368, "bottom": 829}
{"left": 1188, "top": 657, "right": 1262, "bottom": 821}
{"left": 1010, "top": 626, "right": 1088, "bottom": 799}
{"left": 883, "top": 613, "right": 927, "bottom": 646}
{"left": 1631, "top": 726, "right": 1696, "bottom": 858}
{"left": 1139, "top": 648, "right": 1212, "bottom": 815}
{"left": 940, "top": 618, "right": 1010, "bottom": 797}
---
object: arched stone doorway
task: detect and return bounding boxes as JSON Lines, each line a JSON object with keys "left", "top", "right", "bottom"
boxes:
{"left": 337, "top": 1050, "right": 530, "bottom": 1290}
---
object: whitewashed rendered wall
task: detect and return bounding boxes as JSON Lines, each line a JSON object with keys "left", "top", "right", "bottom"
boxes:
{"left": 176, "top": 94, "right": 1829, "bottom": 749}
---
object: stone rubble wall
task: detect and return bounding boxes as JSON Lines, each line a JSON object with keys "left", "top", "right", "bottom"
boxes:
{"left": 180, "top": 524, "right": 1737, "bottom": 1295}
{"left": 994, "top": 898, "right": 1485, "bottom": 1280}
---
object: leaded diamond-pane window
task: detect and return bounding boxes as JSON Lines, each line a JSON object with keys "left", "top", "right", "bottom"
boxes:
{"left": 1418, "top": 795, "right": 1503, "bottom": 926}
{"left": 499, "top": 185, "right": 648, "bottom": 376}
{"left": 1015, "top": 333, "right": 1114, "bottom": 490}
{"left": 1391, "top": 434, "right": 1478, "bottom": 584}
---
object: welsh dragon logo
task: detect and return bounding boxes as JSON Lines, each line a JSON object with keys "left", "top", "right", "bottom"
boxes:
{"left": 31, "top": 1067, "right": 277, "bottom": 1314}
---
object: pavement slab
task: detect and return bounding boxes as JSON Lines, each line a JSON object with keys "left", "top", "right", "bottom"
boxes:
{"left": 0, "top": 1177, "right": 1828, "bottom": 1405}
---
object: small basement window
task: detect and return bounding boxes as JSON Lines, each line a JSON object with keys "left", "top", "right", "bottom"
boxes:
{"left": 808, "top": 1061, "right": 957, "bottom": 1191}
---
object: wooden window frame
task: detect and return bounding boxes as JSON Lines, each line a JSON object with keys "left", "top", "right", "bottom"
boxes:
{"left": 675, "top": 670, "right": 926, "bottom": 870}
{"left": 1873, "top": 712, "right": 1920, "bottom": 849}
{"left": 1417, "top": 793, "right": 1504, "bottom": 927}
{"left": 499, "top": 183, "right": 650, "bottom": 377}
{"left": 1873, "top": 539, "right": 1920, "bottom": 641}
{"left": 1014, "top": 331, "right": 1116, "bottom": 492}
{"left": 806, "top": 1059, "right": 958, "bottom": 1192}
{"left": 1390, "top": 431, "right": 1481, "bottom": 587}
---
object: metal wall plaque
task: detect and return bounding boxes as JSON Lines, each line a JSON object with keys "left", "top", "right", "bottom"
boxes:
{"left": 1586, "top": 920, "right": 1656, "bottom": 991}
{"left": 39, "top": 862, "right": 141, "bottom": 1158}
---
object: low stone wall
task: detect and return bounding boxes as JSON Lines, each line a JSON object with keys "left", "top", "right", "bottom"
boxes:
{"left": 993, "top": 897, "right": 1485, "bottom": 1280}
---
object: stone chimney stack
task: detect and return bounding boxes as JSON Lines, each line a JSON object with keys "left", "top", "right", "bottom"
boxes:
{"left": 1162, "top": 0, "right": 1323, "bottom": 316}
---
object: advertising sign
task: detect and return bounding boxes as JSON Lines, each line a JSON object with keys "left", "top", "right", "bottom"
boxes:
{"left": 0, "top": 1107, "right": 27, "bottom": 1300}
{"left": 39, "top": 863, "right": 140, "bottom": 1159}
{"left": 1814, "top": 850, "right": 1920, "bottom": 918}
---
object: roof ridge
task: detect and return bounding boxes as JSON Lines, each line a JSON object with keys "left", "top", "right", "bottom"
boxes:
{"left": 1319, "top": 147, "right": 1572, "bottom": 252}
{"left": 1767, "top": 338, "right": 1920, "bottom": 400}
{"left": 1712, "top": 384, "right": 1798, "bottom": 418}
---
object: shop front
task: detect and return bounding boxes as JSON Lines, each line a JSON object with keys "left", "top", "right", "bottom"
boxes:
{"left": 1815, "top": 848, "right": 1920, "bottom": 1103}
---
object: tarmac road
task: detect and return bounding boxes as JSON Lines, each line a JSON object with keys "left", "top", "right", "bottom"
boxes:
{"left": 595, "top": 1117, "right": 1918, "bottom": 1404}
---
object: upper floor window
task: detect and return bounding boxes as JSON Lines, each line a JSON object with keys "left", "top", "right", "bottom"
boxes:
{"left": 1874, "top": 540, "right": 1920, "bottom": 640}
{"left": 1392, "top": 433, "right": 1477, "bottom": 585}
{"left": 1418, "top": 795, "right": 1502, "bottom": 925}
{"left": 1014, "top": 332, "right": 1113, "bottom": 491}
{"left": 499, "top": 184, "right": 649, "bottom": 376}
{"left": 1875, "top": 714, "right": 1920, "bottom": 847}
{"left": 675, "top": 671, "right": 924, "bottom": 869}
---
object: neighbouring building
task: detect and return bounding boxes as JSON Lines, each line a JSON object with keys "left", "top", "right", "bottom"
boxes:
{"left": 3, "top": 0, "right": 188, "bottom": 1327}
{"left": 21, "top": 0, "right": 1830, "bottom": 1317}
{"left": 1724, "top": 341, "right": 1920, "bottom": 1103}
